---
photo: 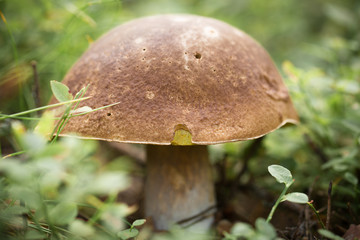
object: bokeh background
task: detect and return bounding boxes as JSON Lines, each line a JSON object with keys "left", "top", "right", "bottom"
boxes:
{"left": 1, "top": 0, "right": 359, "bottom": 109}
{"left": 0, "top": 0, "right": 359, "bottom": 239}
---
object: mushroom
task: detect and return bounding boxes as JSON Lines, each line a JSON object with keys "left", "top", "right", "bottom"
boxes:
{"left": 53, "top": 14, "right": 298, "bottom": 230}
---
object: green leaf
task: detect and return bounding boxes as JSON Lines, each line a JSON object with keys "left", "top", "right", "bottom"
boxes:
{"left": 255, "top": 218, "right": 276, "bottom": 238}
{"left": 25, "top": 229, "right": 47, "bottom": 240}
{"left": 50, "top": 80, "right": 73, "bottom": 103}
{"left": 49, "top": 202, "right": 78, "bottom": 226}
{"left": 318, "top": 229, "right": 345, "bottom": 240}
{"left": 223, "top": 232, "right": 237, "bottom": 240}
{"left": 101, "top": 203, "right": 132, "bottom": 231}
{"left": 69, "top": 220, "right": 95, "bottom": 237}
{"left": 268, "top": 165, "right": 293, "bottom": 186}
{"left": 282, "top": 192, "right": 309, "bottom": 204}
{"left": 34, "top": 111, "right": 56, "bottom": 137}
{"left": 8, "top": 187, "right": 41, "bottom": 209}
{"left": 118, "top": 228, "right": 139, "bottom": 240}
{"left": 132, "top": 219, "right": 146, "bottom": 227}
{"left": 344, "top": 172, "right": 358, "bottom": 186}
{"left": 22, "top": 132, "right": 47, "bottom": 155}
{"left": 88, "top": 172, "right": 128, "bottom": 195}
{"left": 230, "top": 222, "right": 254, "bottom": 237}
{"left": 342, "top": 120, "right": 360, "bottom": 133}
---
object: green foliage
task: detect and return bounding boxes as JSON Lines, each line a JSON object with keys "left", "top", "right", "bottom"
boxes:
{"left": 0, "top": 78, "right": 140, "bottom": 239}
{"left": 0, "top": 129, "right": 131, "bottom": 239}
{"left": 117, "top": 219, "right": 146, "bottom": 240}
{"left": 150, "top": 225, "right": 211, "bottom": 240}
{"left": 318, "top": 229, "right": 345, "bottom": 240}
{"left": 223, "top": 218, "right": 281, "bottom": 240}
{"left": 266, "top": 165, "right": 309, "bottom": 222}
{"left": 224, "top": 165, "right": 310, "bottom": 239}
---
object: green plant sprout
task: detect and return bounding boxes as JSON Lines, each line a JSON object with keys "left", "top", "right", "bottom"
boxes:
{"left": 117, "top": 219, "right": 146, "bottom": 240}
{"left": 266, "top": 165, "right": 309, "bottom": 222}
{"left": 223, "top": 165, "right": 310, "bottom": 240}
{"left": 268, "top": 165, "right": 327, "bottom": 229}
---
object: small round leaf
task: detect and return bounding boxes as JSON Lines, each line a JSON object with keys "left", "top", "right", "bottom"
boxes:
{"left": 49, "top": 202, "right": 78, "bottom": 226}
{"left": 255, "top": 218, "right": 276, "bottom": 237}
{"left": 50, "top": 80, "right": 73, "bottom": 103}
{"left": 268, "top": 165, "right": 293, "bottom": 186}
{"left": 282, "top": 192, "right": 309, "bottom": 204}
{"left": 132, "top": 219, "right": 146, "bottom": 227}
{"left": 318, "top": 229, "right": 344, "bottom": 240}
{"left": 118, "top": 228, "right": 139, "bottom": 239}
{"left": 230, "top": 222, "right": 254, "bottom": 237}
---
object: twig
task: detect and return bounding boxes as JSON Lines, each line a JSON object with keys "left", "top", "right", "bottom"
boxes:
{"left": 326, "top": 181, "right": 332, "bottom": 230}
{"left": 176, "top": 205, "right": 217, "bottom": 228}
{"left": 305, "top": 176, "right": 319, "bottom": 240}
{"left": 31, "top": 61, "right": 41, "bottom": 109}
{"left": 307, "top": 201, "right": 326, "bottom": 229}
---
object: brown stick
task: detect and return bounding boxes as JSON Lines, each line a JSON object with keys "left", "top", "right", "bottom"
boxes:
{"left": 31, "top": 60, "right": 41, "bottom": 109}
{"left": 326, "top": 181, "right": 332, "bottom": 230}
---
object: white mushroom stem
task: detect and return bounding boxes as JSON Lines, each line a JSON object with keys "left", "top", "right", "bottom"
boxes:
{"left": 145, "top": 145, "right": 216, "bottom": 230}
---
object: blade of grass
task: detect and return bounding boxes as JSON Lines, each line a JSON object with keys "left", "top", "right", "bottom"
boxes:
{"left": 0, "top": 97, "right": 91, "bottom": 120}
{"left": 2, "top": 150, "right": 26, "bottom": 159}
{"left": 0, "top": 101, "right": 120, "bottom": 120}
{"left": 38, "top": 184, "right": 61, "bottom": 240}
{"left": 0, "top": 10, "right": 36, "bottom": 111}
{"left": 0, "top": 10, "right": 18, "bottom": 62}
{"left": 87, "top": 193, "right": 117, "bottom": 226}
{"left": 50, "top": 85, "right": 90, "bottom": 143}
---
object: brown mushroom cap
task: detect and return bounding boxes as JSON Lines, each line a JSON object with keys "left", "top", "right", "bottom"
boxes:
{"left": 57, "top": 14, "right": 298, "bottom": 145}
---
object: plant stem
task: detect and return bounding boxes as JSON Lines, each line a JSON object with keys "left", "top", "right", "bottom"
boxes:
{"left": 266, "top": 185, "right": 289, "bottom": 223}
{"left": 36, "top": 183, "right": 61, "bottom": 240}
{"left": 87, "top": 193, "right": 117, "bottom": 226}
{"left": 0, "top": 101, "right": 120, "bottom": 121}
{"left": 0, "top": 97, "right": 90, "bottom": 120}
{"left": 0, "top": 10, "right": 18, "bottom": 62}
{"left": 326, "top": 181, "right": 332, "bottom": 230}
{"left": 307, "top": 202, "right": 326, "bottom": 229}
{"left": 50, "top": 86, "right": 89, "bottom": 143}
{"left": 2, "top": 150, "right": 26, "bottom": 159}
{"left": 31, "top": 61, "right": 41, "bottom": 109}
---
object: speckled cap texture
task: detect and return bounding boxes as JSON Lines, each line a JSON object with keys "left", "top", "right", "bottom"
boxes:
{"left": 55, "top": 14, "right": 298, "bottom": 145}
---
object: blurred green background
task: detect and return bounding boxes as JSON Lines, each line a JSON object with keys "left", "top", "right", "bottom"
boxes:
{"left": 0, "top": 0, "right": 360, "bottom": 239}
{"left": 1, "top": 0, "right": 359, "bottom": 111}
